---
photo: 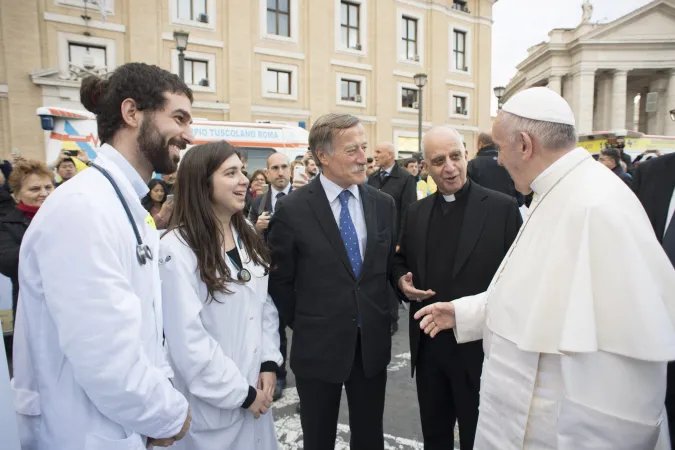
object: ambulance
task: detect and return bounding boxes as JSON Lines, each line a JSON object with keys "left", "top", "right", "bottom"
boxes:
{"left": 36, "top": 107, "right": 310, "bottom": 172}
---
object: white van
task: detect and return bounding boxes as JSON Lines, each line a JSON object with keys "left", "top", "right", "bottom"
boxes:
{"left": 37, "top": 107, "right": 309, "bottom": 172}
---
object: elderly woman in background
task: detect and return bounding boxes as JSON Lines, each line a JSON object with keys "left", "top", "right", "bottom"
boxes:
{"left": 0, "top": 160, "right": 55, "bottom": 320}
{"left": 141, "top": 179, "right": 173, "bottom": 229}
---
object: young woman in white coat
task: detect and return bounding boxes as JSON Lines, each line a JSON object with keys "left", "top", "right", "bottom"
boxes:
{"left": 159, "top": 141, "right": 282, "bottom": 450}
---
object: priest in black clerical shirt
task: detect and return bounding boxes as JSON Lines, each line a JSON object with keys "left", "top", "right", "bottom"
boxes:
{"left": 391, "top": 126, "right": 522, "bottom": 450}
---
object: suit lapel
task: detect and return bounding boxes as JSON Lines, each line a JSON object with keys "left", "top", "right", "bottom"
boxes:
{"left": 358, "top": 185, "right": 377, "bottom": 281}
{"left": 416, "top": 195, "right": 436, "bottom": 287}
{"left": 655, "top": 155, "right": 675, "bottom": 238}
{"left": 265, "top": 191, "right": 273, "bottom": 213}
{"left": 368, "top": 169, "right": 383, "bottom": 189}
{"left": 452, "top": 183, "right": 489, "bottom": 279}
{"left": 307, "top": 179, "right": 356, "bottom": 280}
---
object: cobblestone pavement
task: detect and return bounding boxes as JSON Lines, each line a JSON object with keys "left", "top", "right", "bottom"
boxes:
{"left": 273, "top": 305, "right": 461, "bottom": 449}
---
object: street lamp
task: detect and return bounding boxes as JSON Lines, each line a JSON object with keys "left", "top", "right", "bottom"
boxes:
{"left": 414, "top": 73, "right": 428, "bottom": 154}
{"left": 494, "top": 86, "right": 506, "bottom": 110}
{"left": 173, "top": 30, "right": 190, "bottom": 81}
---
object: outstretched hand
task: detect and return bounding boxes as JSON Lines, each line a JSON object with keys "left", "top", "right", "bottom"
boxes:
{"left": 413, "top": 302, "right": 456, "bottom": 338}
{"left": 398, "top": 272, "right": 435, "bottom": 302}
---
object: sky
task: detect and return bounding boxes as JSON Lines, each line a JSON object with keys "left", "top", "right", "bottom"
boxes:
{"left": 490, "top": 0, "right": 654, "bottom": 112}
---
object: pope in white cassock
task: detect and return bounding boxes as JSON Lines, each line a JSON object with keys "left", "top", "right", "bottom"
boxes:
{"left": 415, "top": 87, "right": 675, "bottom": 449}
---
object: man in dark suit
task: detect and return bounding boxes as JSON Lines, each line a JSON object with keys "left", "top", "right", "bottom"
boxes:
{"left": 392, "top": 126, "right": 522, "bottom": 450}
{"left": 248, "top": 152, "right": 297, "bottom": 401}
{"left": 368, "top": 142, "right": 416, "bottom": 334}
{"left": 632, "top": 151, "right": 675, "bottom": 450}
{"left": 268, "top": 113, "right": 396, "bottom": 450}
{"left": 249, "top": 152, "right": 292, "bottom": 236}
{"left": 467, "top": 132, "right": 521, "bottom": 204}
{"left": 369, "top": 142, "right": 417, "bottom": 231}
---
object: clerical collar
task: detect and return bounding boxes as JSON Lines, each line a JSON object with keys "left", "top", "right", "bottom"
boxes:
{"left": 439, "top": 179, "right": 470, "bottom": 202}
{"left": 530, "top": 147, "right": 590, "bottom": 197}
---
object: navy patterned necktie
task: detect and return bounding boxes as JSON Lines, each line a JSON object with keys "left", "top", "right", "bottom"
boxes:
{"left": 338, "top": 190, "right": 362, "bottom": 277}
{"left": 380, "top": 170, "right": 388, "bottom": 183}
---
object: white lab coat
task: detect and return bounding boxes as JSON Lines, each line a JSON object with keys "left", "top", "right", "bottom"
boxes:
{"left": 451, "top": 148, "right": 675, "bottom": 449}
{"left": 12, "top": 144, "right": 188, "bottom": 450}
{"left": 160, "top": 227, "right": 283, "bottom": 450}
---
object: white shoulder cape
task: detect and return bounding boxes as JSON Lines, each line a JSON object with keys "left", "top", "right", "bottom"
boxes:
{"left": 486, "top": 148, "right": 675, "bottom": 361}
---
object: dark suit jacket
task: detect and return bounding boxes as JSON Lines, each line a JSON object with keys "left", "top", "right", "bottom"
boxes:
{"left": 367, "top": 163, "right": 417, "bottom": 233}
{"left": 268, "top": 177, "right": 397, "bottom": 383}
{"left": 248, "top": 186, "right": 292, "bottom": 241}
{"left": 391, "top": 182, "right": 522, "bottom": 376}
{"left": 467, "top": 145, "right": 521, "bottom": 204}
{"left": 632, "top": 152, "right": 675, "bottom": 243}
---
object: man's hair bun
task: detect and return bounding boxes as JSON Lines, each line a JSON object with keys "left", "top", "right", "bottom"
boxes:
{"left": 80, "top": 76, "right": 108, "bottom": 115}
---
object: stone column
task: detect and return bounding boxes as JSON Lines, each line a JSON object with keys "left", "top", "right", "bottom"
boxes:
{"left": 575, "top": 69, "right": 596, "bottom": 134}
{"left": 648, "top": 76, "right": 668, "bottom": 135}
{"left": 639, "top": 90, "right": 648, "bottom": 132}
{"left": 666, "top": 70, "right": 675, "bottom": 137}
{"left": 625, "top": 90, "right": 636, "bottom": 131}
{"left": 548, "top": 75, "right": 562, "bottom": 95}
{"left": 611, "top": 70, "right": 628, "bottom": 131}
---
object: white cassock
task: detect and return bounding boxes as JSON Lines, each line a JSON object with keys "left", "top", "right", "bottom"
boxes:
{"left": 453, "top": 147, "right": 675, "bottom": 450}
{"left": 12, "top": 144, "right": 188, "bottom": 450}
{"left": 160, "top": 227, "right": 283, "bottom": 450}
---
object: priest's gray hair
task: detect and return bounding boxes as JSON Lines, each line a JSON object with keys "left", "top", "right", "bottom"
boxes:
{"left": 309, "top": 113, "right": 361, "bottom": 168}
{"left": 421, "top": 126, "right": 465, "bottom": 159}
{"left": 502, "top": 112, "right": 578, "bottom": 150}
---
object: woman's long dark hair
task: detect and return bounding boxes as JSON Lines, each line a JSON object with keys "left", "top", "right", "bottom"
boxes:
{"left": 165, "top": 141, "right": 271, "bottom": 302}
{"left": 141, "top": 179, "right": 168, "bottom": 212}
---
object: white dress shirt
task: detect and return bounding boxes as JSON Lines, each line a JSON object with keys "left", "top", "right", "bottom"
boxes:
{"left": 319, "top": 174, "right": 367, "bottom": 260}
{"left": 270, "top": 183, "right": 291, "bottom": 213}
{"left": 381, "top": 164, "right": 395, "bottom": 177}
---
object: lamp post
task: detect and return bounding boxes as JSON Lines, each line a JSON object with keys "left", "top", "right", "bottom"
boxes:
{"left": 173, "top": 30, "right": 189, "bottom": 81}
{"left": 494, "top": 86, "right": 506, "bottom": 110}
{"left": 414, "top": 73, "right": 428, "bottom": 154}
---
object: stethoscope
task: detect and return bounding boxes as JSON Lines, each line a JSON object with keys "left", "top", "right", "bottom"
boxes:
{"left": 89, "top": 162, "right": 154, "bottom": 266}
{"left": 226, "top": 236, "right": 270, "bottom": 282}
{"left": 227, "top": 236, "right": 252, "bottom": 282}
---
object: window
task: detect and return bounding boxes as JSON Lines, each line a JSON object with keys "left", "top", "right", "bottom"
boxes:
{"left": 68, "top": 43, "right": 107, "bottom": 69}
{"left": 265, "top": 69, "right": 292, "bottom": 95}
{"left": 454, "top": 30, "right": 467, "bottom": 71}
{"left": 336, "top": 73, "right": 366, "bottom": 107}
{"left": 55, "top": 0, "right": 114, "bottom": 15}
{"left": 261, "top": 62, "right": 298, "bottom": 100}
{"left": 341, "top": 79, "right": 361, "bottom": 102}
{"left": 402, "top": 17, "right": 418, "bottom": 61}
{"left": 171, "top": 50, "right": 216, "bottom": 92}
{"left": 267, "top": 0, "right": 290, "bottom": 37}
{"left": 184, "top": 59, "right": 209, "bottom": 86}
{"left": 341, "top": 1, "right": 360, "bottom": 50}
{"left": 449, "top": 91, "right": 470, "bottom": 118}
{"left": 177, "top": 0, "right": 207, "bottom": 22}
{"left": 402, "top": 87, "right": 418, "bottom": 109}
{"left": 452, "top": 0, "right": 470, "bottom": 13}
{"left": 453, "top": 95, "right": 467, "bottom": 115}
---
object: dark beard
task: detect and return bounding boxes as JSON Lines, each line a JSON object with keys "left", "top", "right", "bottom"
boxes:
{"left": 137, "top": 115, "right": 182, "bottom": 174}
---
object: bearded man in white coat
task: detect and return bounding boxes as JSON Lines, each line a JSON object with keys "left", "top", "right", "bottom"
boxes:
{"left": 12, "top": 63, "right": 194, "bottom": 450}
{"left": 415, "top": 87, "right": 675, "bottom": 450}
